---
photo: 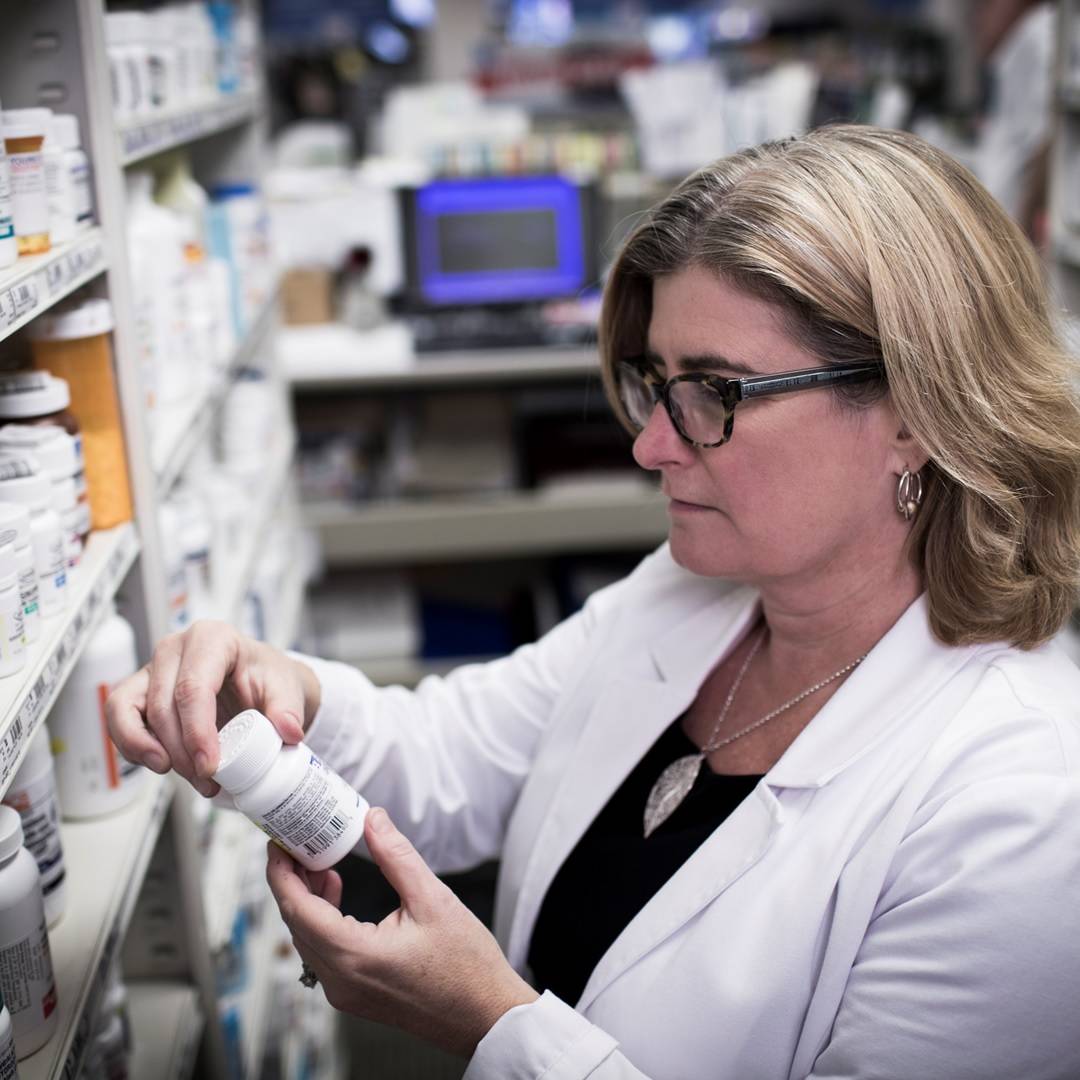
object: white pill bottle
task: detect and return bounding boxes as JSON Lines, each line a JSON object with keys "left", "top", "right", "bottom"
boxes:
{"left": 0, "top": 986, "right": 16, "bottom": 1079}
{"left": 2, "top": 726, "right": 66, "bottom": 927}
{"left": 213, "top": 710, "right": 368, "bottom": 871}
{"left": 0, "top": 805, "right": 58, "bottom": 1058}
{"left": 49, "top": 603, "right": 143, "bottom": 819}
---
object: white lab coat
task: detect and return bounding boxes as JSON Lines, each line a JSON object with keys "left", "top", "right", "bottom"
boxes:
{"left": 301, "top": 544, "right": 1080, "bottom": 1079}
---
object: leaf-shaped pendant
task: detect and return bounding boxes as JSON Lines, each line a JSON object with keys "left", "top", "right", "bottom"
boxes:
{"left": 643, "top": 753, "right": 704, "bottom": 838}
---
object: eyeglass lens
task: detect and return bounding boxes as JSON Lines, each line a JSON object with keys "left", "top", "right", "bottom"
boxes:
{"left": 617, "top": 366, "right": 730, "bottom": 445}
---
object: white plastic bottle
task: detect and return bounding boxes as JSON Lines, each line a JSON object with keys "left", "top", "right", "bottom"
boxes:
{"left": 0, "top": 464, "right": 66, "bottom": 618}
{"left": 41, "top": 119, "right": 73, "bottom": 248}
{"left": 2, "top": 726, "right": 65, "bottom": 927}
{"left": 0, "top": 805, "right": 58, "bottom": 1058}
{"left": 0, "top": 97, "right": 17, "bottom": 271}
{"left": 0, "top": 426, "right": 88, "bottom": 543}
{"left": 213, "top": 710, "right": 369, "bottom": 871}
{"left": 52, "top": 115, "right": 92, "bottom": 233}
{"left": 0, "top": 545, "right": 25, "bottom": 679}
{"left": 0, "top": 505, "right": 39, "bottom": 645}
{"left": 49, "top": 604, "right": 143, "bottom": 819}
{"left": 158, "top": 502, "right": 190, "bottom": 632}
{"left": 0, "top": 987, "right": 17, "bottom": 1079}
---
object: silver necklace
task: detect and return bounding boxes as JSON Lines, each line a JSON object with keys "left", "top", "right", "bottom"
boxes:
{"left": 643, "top": 628, "right": 866, "bottom": 838}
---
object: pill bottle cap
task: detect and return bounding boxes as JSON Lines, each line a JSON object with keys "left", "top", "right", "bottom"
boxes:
{"left": 2, "top": 108, "right": 52, "bottom": 141}
{"left": 0, "top": 372, "right": 71, "bottom": 418}
{"left": 0, "top": 461, "right": 52, "bottom": 514}
{"left": 0, "top": 805, "right": 25, "bottom": 862}
{"left": 0, "top": 541, "right": 17, "bottom": 590}
{"left": 52, "top": 114, "right": 81, "bottom": 152}
{"left": 31, "top": 297, "right": 113, "bottom": 341}
{"left": 0, "top": 425, "right": 76, "bottom": 478}
{"left": 213, "top": 710, "right": 283, "bottom": 795}
{"left": 0, "top": 502, "right": 31, "bottom": 550}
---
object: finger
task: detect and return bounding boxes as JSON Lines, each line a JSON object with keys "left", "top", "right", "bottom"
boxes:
{"left": 174, "top": 622, "right": 241, "bottom": 779}
{"left": 365, "top": 808, "right": 449, "bottom": 921}
{"left": 252, "top": 651, "right": 306, "bottom": 744}
{"left": 309, "top": 868, "right": 343, "bottom": 910}
{"left": 266, "top": 843, "right": 351, "bottom": 950}
{"left": 146, "top": 635, "right": 208, "bottom": 792}
{"left": 106, "top": 668, "right": 170, "bottom": 773}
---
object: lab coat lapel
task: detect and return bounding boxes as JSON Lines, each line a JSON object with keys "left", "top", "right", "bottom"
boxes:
{"left": 503, "top": 586, "right": 760, "bottom": 970}
{"left": 576, "top": 782, "right": 781, "bottom": 1012}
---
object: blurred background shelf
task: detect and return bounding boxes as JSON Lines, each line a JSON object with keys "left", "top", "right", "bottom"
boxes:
{"left": 119, "top": 94, "right": 259, "bottom": 165}
{"left": 128, "top": 982, "right": 203, "bottom": 1080}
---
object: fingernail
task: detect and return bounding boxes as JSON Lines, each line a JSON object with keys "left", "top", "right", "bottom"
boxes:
{"left": 281, "top": 712, "right": 304, "bottom": 740}
{"left": 194, "top": 751, "right": 212, "bottom": 778}
{"left": 196, "top": 779, "right": 217, "bottom": 799}
{"left": 369, "top": 807, "right": 391, "bottom": 834}
{"left": 143, "top": 750, "right": 169, "bottom": 773}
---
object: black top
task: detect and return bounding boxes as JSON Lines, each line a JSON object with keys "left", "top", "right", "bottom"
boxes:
{"left": 528, "top": 716, "right": 764, "bottom": 1004}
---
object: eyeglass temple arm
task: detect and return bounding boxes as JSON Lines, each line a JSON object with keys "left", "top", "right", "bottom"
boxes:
{"left": 736, "top": 364, "right": 882, "bottom": 400}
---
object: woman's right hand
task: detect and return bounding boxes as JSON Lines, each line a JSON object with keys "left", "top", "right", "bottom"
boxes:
{"left": 106, "top": 620, "right": 322, "bottom": 798}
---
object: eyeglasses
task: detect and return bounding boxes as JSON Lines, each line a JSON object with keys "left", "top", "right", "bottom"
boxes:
{"left": 614, "top": 357, "right": 885, "bottom": 448}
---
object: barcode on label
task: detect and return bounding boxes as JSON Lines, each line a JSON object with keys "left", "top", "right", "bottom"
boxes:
{"left": 303, "top": 814, "right": 347, "bottom": 858}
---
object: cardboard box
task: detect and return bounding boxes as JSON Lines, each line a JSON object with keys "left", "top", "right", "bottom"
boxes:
{"left": 281, "top": 267, "right": 334, "bottom": 325}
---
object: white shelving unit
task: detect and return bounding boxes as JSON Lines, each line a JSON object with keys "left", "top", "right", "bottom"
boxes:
{"left": 0, "top": 228, "right": 107, "bottom": 342}
{"left": 21, "top": 773, "right": 175, "bottom": 1080}
{"left": 309, "top": 486, "right": 667, "bottom": 567}
{"left": 118, "top": 94, "right": 259, "bottom": 166}
{"left": 128, "top": 982, "right": 203, "bottom": 1080}
{"left": 0, "top": 2, "right": 303, "bottom": 1077}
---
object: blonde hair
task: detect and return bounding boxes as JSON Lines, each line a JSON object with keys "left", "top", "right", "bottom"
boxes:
{"left": 600, "top": 124, "right": 1080, "bottom": 649}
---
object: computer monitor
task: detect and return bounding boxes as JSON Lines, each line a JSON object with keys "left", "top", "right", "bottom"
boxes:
{"left": 401, "top": 175, "right": 595, "bottom": 309}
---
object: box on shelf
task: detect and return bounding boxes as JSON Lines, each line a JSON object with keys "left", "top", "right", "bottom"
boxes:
{"left": 281, "top": 269, "right": 333, "bottom": 326}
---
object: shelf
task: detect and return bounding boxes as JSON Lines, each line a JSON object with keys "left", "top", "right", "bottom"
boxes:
{"left": 217, "top": 439, "right": 296, "bottom": 624}
{"left": 152, "top": 289, "right": 280, "bottom": 494}
{"left": 202, "top": 812, "right": 261, "bottom": 953}
{"left": 307, "top": 485, "right": 668, "bottom": 566}
{"left": 119, "top": 95, "right": 259, "bottom": 166}
{"left": 20, "top": 773, "right": 175, "bottom": 1080}
{"left": 355, "top": 654, "right": 503, "bottom": 687}
{"left": 128, "top": 982, "right": 203, "bottom": 1080}
{"left": 0, "top": 524, "right": 141, "bottom": 797}
{"left": 281, "top": 323, "right": 599, "bottom": 391}
{"left": 0, "top": 229, "right": 107, "bottom": 346}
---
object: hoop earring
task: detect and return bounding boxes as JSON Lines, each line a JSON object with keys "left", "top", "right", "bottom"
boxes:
{"left": 897, "top": 469, "right": 923, "bottom": 521}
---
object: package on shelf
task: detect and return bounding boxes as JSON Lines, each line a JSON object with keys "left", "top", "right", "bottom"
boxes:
{"left": 43, "top": 113, "right": 94, "bottom": 247}
{"left": 207, "top": 182, "right": 274, "bottom": 340}
{"left": 218, "top": 370, "right": 284, "bottom": 477}
{"left": 158, "top": 498, "right": 192, "bottom": 632}
{"left": 242, "top": 519, "right": 298, "bottom": 641}
{"left": 311, "top": 572, "right": 419, "bottom": 661}
{"left": 1, "top": 106, "right": 52, "bottom": 258}
{"left": 170, "top": 484, "right": 214, "bottom": 623}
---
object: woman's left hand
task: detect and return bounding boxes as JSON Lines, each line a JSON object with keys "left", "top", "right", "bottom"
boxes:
{"left": 266, "top": 806, "right": 540, "bottom": 1058}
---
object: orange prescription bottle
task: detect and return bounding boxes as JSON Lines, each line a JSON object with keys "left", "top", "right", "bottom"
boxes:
{"left": 29, "top": 299, "right": 133, "bottom": 529}
{"left": 1, "top": 108, "right": 51, "bottom": 256}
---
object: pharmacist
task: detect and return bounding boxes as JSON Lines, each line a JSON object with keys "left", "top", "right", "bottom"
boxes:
{"left": 108, "top": 126, "right": 1080, "bottom": 1080}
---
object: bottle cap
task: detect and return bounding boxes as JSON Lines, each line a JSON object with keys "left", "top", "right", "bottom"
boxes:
{"left": 213, "top": 710, "right": 283, "bottom": 795}
{"left": 0, "top": 462, "right": 52, "bottom": 514}
{"left": 0, "top": 502, "right": 32, "bottom": 550}
{"left": 31, "top": 297, "right": 113, "bottom": 341}
{"left": 0, "top": 541, "right": 17, "bottom": 591}
{"left": 2, "top": 108, "right": 52, "bottom": 142}
{"left": 0, "top": 805, "right": 25, "bottom": 863}
{"left": 51, "top": 114, "right": 81, "bottom": 152}
{"left": 0, "top": 372, "right": 71, "bottom": 419}
{"left": 0, "top": 425, "right": 77, "bottom": 479}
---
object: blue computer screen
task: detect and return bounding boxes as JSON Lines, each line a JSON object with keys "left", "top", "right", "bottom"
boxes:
{"left": 412, "top": 176, "right": 587, "bottom": 306}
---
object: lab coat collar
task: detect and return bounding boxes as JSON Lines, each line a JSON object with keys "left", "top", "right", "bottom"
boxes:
{"left": 764, "top": 593, "right": 983, "bottom": 789}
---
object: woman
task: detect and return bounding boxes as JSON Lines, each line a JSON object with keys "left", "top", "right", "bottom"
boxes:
{"left": 109, "top": 125, "right": 1080, "bottom": 1079}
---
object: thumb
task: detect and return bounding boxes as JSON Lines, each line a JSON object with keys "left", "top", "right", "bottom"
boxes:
{"left": 256, "top": 660, "right": 306, "bottom": 744}
{"left": 366, "top": 807, "right": 445, "bottom": 919}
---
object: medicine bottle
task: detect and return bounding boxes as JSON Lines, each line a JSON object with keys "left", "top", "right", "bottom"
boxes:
{"left": 0, "top": 427, "right": 89, "bottom": 542}
{"left": 30, "top": 299, "right": 133, "bottom": 530}
{"left": 0, "top": 987, "right": 16, "bottom": 1079}
{"left": 0, "top": 462, "right": 66, "bottom": 618}
{"left": 49, "top": 603, "right": 143, "bottom": 819}
{"left": 41, "top": 118, "right": 73, "bottom": 248}
{"left": 0, "top": 544, "right": 25, "bottom": 679}
{"left": 0, "top": 805, "right": 58, "bottom": 1058}
{"left": 2, "top": 726, "right": 65, "bottom": 927}
{"left": 52, "top": 115, "right": 92, "bottom": 233}
{"left": 0, "top": 109, "right": 51, "bottom": 256}
{"left": 0, "top": 504, "right": 37, "bottom": 645}
{"left": 0, "top": 374, "right": 84, "bottom": 474}
{"left": 213, "top": 710, "right": 369, "bottom": 872}
{"left": 0, "top": 98, "right": 16, "bottom": 271}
